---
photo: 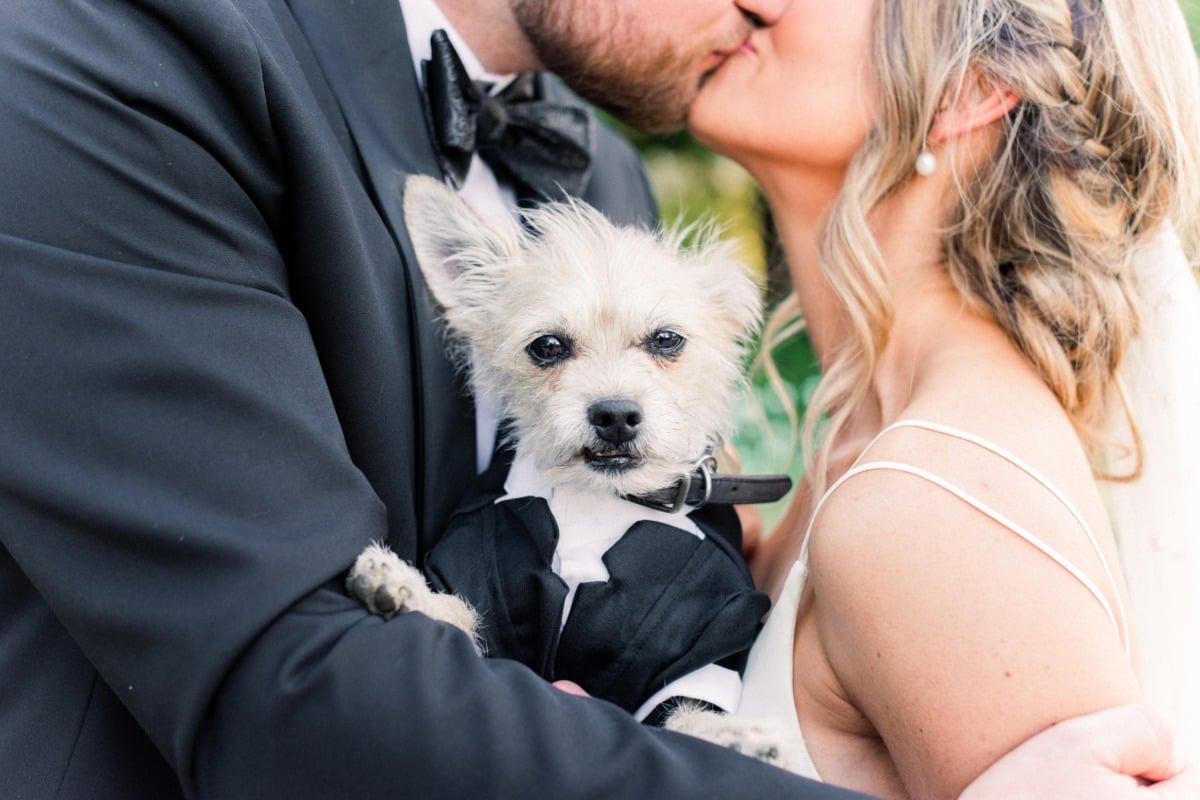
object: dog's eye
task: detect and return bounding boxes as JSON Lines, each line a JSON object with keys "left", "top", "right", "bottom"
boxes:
{"left": 526, "top": 334, "right": 573, "bottom": 366}
{"left": 646, "top": 329, "right": 686, "bottom": 357}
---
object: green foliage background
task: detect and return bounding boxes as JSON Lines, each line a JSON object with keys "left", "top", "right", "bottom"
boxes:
{"left": 628, "top": 1, "right": 1200, "bottom": 528}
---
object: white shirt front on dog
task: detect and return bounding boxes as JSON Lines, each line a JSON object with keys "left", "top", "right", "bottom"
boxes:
{"left": 499, "top": 447, "right": 743, "bottom": 720}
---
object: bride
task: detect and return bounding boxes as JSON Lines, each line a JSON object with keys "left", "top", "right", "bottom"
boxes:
{"left": 685, "top": 0, "right": 1200, "bottom": 796}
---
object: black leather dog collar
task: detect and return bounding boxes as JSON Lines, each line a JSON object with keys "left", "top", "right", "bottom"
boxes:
{"left": 626, "top": 456, "right": 793, "bottom": 513}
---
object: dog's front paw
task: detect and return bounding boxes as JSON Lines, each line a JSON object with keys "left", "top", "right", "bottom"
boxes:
{"left": 347, "top": 542, "right": 420, "bottom": 619}
{"left": 664, "top": 703, "right": 807, "bottom": 774}
{"left": 346, "top": 543, "right": 482, "bottom": 651}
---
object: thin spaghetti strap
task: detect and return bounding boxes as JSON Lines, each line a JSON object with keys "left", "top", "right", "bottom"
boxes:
{"left": 799, "top": 420, "right": 1129, "bottom": 655}
{"left": 815, "top": 462, "right": 1124, "bottom": 647}
{"left": 887, "top": 420, "right": 1127, "bottom": 650}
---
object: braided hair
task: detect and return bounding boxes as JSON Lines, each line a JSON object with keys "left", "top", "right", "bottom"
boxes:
{"left": 788, "top": 0, "right": 1200, "bottom": 488}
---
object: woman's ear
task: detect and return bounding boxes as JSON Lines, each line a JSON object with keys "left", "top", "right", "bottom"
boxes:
{"left": 928, "top": 72, "right": 1020, "bottom": 142}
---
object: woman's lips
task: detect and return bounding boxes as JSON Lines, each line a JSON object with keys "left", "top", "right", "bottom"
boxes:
{"left": 717, "top": 35, "right": 756, "bottom": 62}
{"left": 701, "top": 36, "right": 755, "bottom": 81}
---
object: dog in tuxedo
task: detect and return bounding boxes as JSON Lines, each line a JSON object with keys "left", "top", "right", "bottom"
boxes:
{"left": 348, "top": 176, "right": 799, "bottom": 768}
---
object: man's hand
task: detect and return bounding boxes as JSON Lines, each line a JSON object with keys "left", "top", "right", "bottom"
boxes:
{"left": 961, "top": 705, "right": 1197, "bottom": 799}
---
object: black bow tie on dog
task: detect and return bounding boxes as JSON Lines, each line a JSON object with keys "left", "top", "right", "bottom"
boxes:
{"left": 422, "top": 30, "right": 595, "bottom": 200}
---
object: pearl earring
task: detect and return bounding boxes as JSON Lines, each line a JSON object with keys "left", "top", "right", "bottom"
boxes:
{"left": 915, "top": 150, "right": 937, "bottom": 176}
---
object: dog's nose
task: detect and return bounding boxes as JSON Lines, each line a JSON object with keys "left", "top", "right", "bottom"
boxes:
{"left": 588, "top": 399, "right": 642, "bottom": 445}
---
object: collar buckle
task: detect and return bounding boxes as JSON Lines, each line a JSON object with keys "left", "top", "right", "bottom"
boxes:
{"left": 626, "top": 452, "right": 718, "bottom": 514}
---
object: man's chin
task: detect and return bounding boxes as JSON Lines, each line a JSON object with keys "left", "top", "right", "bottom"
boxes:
{"left": 597, "top": 97, "right": 691, "bottom": 136}
{"left": 563, "top": 72, "right": 696, "bottom": 134}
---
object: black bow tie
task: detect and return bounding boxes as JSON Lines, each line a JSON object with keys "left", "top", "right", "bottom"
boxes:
{"left": 422, "top": 30, "right": 595, "bottom": 201}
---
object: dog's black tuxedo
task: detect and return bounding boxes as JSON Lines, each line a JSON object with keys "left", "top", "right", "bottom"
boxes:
{"left": 426, "top": 453, "right": 770, "bottom": 715}
{"left": 0, "top": 1, "right": 866, "bottom": 798}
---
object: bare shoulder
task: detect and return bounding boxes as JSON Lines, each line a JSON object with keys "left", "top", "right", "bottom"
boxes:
{"left": 804, "top": 404, "right": 1140, "bottom": 797}
{"left": 808, "top": 389, "right": 1102, "bottom": 588}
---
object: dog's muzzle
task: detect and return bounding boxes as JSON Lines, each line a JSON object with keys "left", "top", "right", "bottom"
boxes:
{"left": 584, "top": 399, "right": 644, "bottom": 472}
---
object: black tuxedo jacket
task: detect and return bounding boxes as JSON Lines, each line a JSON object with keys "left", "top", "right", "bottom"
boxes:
{"left": 425, "top": 474, "right": 770, "bottom": 715}
{"left": 0, "top": 1, "right": 863, "bottom": 798}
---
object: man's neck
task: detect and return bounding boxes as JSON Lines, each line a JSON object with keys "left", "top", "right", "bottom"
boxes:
{"left": 432, "top": 0, "right": 541, "bottom": 74}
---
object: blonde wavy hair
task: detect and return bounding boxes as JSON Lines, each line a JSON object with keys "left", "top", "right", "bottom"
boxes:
{"left": 764, "top": 0, "right": 1200, "bottom": 492}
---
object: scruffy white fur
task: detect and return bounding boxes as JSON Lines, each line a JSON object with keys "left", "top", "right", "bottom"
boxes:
{"left": 407, "top": 177, "right": 762, "bottom": 497}
{"left": 349, "top": 175, "right": 759, "bottom": 634}
{"left": 346, "top": 176, "right": 793, "bottom": 762}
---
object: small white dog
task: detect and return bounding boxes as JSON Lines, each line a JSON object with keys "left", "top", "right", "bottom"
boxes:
{"left": 348, "top": 176, "right": 798, "bottom": 767}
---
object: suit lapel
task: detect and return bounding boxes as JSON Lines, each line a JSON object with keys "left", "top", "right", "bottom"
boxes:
{"left": 284, "top": 0, "right": 474, "bottom": 560}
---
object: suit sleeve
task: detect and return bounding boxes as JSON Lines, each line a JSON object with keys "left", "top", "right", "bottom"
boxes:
{"left": 0, "top": 2, "right": 867, "bottom": 798}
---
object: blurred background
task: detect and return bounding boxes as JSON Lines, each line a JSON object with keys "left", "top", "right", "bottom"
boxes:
{"left": 621, "top": 1, "right": 1200, "bottom": 528}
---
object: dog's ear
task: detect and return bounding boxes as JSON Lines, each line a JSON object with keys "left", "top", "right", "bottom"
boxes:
{"left": 680, "top": 227, "right": 764, "bottom": 343}
{"left": 402, "top": 175, "right": 519, "bottom": 314}
{"left": 720, "top": 264, "right": 765, "bottom": 342}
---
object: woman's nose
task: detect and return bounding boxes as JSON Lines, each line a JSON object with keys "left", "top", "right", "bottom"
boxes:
{"left": 735, "top": 0, "right": 792, "bottom": 27}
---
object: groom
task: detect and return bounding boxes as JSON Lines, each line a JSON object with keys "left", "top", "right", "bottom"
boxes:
{"left": 0, "top": 0, "right": 1189, "bottom": 798}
